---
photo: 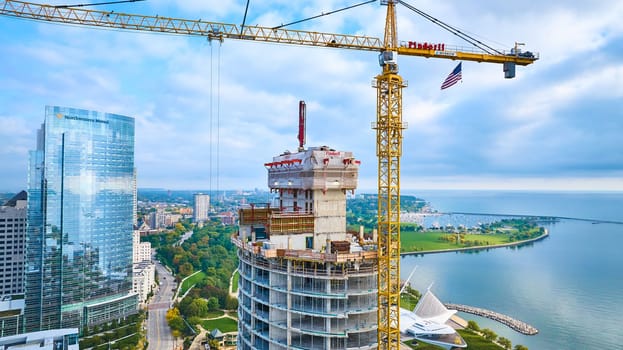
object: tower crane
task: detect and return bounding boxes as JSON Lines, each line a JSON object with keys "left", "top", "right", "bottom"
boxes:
{"left": 0, "top": 1, "right": 538, "bottom": 349}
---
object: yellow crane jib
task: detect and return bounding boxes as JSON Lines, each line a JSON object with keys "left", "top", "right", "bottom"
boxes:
{"left": 0, "top": 1, "right": 537, "bottom": 71}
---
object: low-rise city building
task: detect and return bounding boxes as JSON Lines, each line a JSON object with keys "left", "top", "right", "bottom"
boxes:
{"left": 132, "top": 230, "right": 154, "bottom": 304}
{"left": 133, "top": 230, "right": 152, "bottom": 263}
{"left": 132, "top": 262, "right": 155, "bottom": 304}
{"left": 216, "top": 211, "right": 236, "bottom": 225}
{"left": 0, "top": 328, "right": 79, "bottom": 350}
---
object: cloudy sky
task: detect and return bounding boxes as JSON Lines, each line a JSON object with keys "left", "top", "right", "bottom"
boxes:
{"left": 1, "top": 0, "right": 622, "bottom": 193}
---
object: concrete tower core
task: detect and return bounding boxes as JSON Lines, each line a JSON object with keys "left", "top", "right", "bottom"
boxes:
{"left": 233, "top": 145, "right": 378, "bottom": 350}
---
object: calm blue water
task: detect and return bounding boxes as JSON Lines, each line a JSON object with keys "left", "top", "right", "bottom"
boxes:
{"left": 401, "top": 190, "right": 623, "bottom": 350}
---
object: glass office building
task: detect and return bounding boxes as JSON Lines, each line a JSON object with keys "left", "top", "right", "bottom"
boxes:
{"left": 25, "top": 106, "right": 137, "bottom": 332}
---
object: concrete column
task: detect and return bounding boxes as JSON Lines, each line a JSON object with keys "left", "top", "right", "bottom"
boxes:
{"left": 287, "top": 260, "right": 292, "bottom": 347}
{"left": 248, "top": 259, "right": 256, "bottom": 347}
{"left": 326, "top": 263, "right": 332, "bottom": 349}
{"left": 359, "top": 225, "right": 364, "bottom": 243}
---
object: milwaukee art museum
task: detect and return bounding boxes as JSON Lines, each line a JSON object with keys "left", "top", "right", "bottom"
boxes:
{"left": 24, "top": 106, "right": 137, "bottom": 332}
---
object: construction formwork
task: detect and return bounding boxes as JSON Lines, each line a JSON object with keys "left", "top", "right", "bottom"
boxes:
{"left": 265, "top": 147, "right": 359, "bottom": 192}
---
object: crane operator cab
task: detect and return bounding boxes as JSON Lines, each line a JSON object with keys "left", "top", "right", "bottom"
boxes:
{"left": 379, "top": 50, "right": 398, "bottom": 72}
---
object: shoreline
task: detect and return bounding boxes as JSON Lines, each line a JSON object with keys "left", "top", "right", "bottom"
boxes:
{"left": 400, "top": 229, "right": 549, "bottom": 256}
{"left": 445, "top": 212, "right": 623, "bottom": 225}
{"left": 446, "top": 303, "right": 539, "bottom": 335}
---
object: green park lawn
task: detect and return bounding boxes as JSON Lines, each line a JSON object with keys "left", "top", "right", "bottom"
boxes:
{"left": 232, "top": 270, "right": 240, "bottom": 293}
{"left": 457, "top": 329, "right": 505, "bottom": 349}
{"left": 405, "top": 339, "right": 444, "bottom": 350}
{"left": 406, "top": 330, "right": 505, "bottom": 350}
{"left": 201, "top": 317, "right": 238, "bottom": 333}
{"left": 400, "top": 292, "right": 418, "bottom": 311}
{"left": 179, "top": 271, "right": 206, "bottom": 295}
{"left": 401, "top": 231, "right": 513, "bottom": 253}
{"left": 205, "top": 310, "right": 225, "bottom": 319}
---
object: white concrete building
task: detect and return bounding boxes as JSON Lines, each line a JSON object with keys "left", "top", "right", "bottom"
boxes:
{"left": 132, "top": 231, "right": 154, "bottom": 304}
{"left": 133, "top": 230, "right": 152, "bottom": 264}
{"left": 193, "top": 193, "right": 210, "bottom": 223}
{"left": 234, "top": 146, "right": 378, "bottom": 350}
{"left": 0, "top": 328, "right": 79, "bottom": 350}
{"left": 132, "top": 262, "right": 155, "bottom": 304}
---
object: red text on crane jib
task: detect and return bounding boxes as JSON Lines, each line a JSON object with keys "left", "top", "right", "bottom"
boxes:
{"left": 407, "top": 41, "right": 445, "bottom": 51}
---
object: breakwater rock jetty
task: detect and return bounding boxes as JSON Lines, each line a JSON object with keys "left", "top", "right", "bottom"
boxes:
{"left": 445, "top": 303, "right": 539, "bottom": 335}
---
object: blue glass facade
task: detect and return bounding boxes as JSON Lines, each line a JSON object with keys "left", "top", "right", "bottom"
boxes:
{"left": 25, "top": 106, "right": 137, "bottom": 332}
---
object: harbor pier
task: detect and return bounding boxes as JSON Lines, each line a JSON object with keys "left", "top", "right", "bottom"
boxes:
{"left": 445, "top": 303, "right": 539, "bottom": 335}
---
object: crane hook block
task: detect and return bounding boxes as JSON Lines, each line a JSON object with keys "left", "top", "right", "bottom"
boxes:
{"left": 504, "top": 62, "right": 516, "bottom": 79}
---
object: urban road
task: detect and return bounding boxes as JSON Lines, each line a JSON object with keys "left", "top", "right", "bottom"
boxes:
{"left": 147, "top": 250, "right": 178, "bottom": 350}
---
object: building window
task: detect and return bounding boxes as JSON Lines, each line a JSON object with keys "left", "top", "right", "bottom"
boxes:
{"left": 305, "top": 237, "right": 313, "bottom": 249}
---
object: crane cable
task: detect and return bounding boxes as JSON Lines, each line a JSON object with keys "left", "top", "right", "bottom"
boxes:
{"left": 216, "top": 37, "right": 221, "bottom": 202}
{"left": 209, "top": 42, "right": 214, "bottom": 200}
{"left": 241, "top": 0, "right": 251, "bottom": 35}
{"left": 273, "top": 0, "right": 376, "bottom": 29}
{"left": 208, "top": 38, "right": 222, "bottom": 203}
{"left": 54, "top": 0, "right": 145, "bottom": 8}
{"left": 397, "top": 0, "right": 504, "bottom": 55}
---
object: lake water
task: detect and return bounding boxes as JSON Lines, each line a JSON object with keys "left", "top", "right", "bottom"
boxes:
{"left": 401, "top": 190, "right": 623, "bottom": 350}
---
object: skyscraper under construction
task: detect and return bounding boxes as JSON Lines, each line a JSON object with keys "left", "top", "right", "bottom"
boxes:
{"left": 233, "top": 143, "right": 378, "bottom": 350}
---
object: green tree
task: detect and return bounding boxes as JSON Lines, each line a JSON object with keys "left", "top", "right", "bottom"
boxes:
{"left": 467, "top": 320, "right": 480, "bottom": 332}
{"left": 207, "top": 296, "right": 220, "bottom": 311}
{"left": 166, "top": 307, "right": 186, "bottom": 335}
{"left": 178, "top": 262, "right": 194, "bottom": 277}
{"left": 157, "top": 220, "right": 238, "bottom": 316}
{"left": 514, "top": 345, "right": 529, "bottom": 350}
{"left": 190, "top": 298, "right": 209, "bottom": 317}
{"left": 209, "top": 339, "right": 221, "bottom": 350}
{"left": 481, "top": 328, "right": 498, "bottom": 341}
{"left": 498, "top": 336, "right": 512, "bottom": 349}
{"left": 178, "top": 295, "right": 193, "bottom": 312}
{"left": 225, "top": 296, "right": 239, "bottom": 310}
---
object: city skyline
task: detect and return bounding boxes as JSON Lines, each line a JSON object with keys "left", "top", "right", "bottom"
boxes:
{"left": 1, "top": 1, "right": 622, "bottom": 192}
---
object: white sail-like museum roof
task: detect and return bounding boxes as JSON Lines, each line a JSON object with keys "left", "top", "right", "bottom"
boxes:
{"left": 414, "top": 289, "right": 458, "bottom": 325}
{"left": 400, "top": 288, "right": 467, "bottom": 349}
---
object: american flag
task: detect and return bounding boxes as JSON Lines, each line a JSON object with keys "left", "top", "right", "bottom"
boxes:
{"left": 440, "top": 62, "right": 462, "bottom": 90}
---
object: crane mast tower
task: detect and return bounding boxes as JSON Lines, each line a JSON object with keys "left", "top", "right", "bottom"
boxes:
{"left": 375, "top": 1, "right": 403, "bottom": 349}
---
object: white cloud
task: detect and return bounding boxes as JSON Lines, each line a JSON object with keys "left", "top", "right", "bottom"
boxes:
{"left": 1, "top": 1, "right": 622, "bottom": 191}
{"left": 396, "top": 174, "right": 623, "bottom": 192}
{"left": 0, "top": 115, "right": 33, "bottom": 138}
{"left": 510, "top": 64, "right": 623, "bottom": 121}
